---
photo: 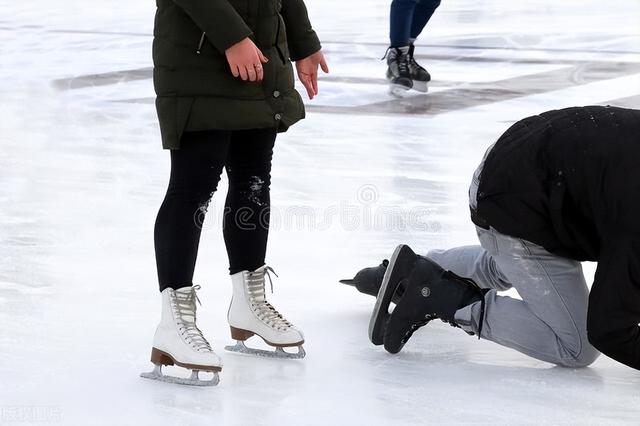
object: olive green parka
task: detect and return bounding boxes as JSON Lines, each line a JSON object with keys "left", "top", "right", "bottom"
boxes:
{"left": 153, "top": 0, "right": 321, "bottom": 149}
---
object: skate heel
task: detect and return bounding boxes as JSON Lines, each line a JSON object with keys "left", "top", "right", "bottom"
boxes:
{"left": 230, "top": 326, "right": 254, "bottom": 341}
{"left": 150, "top": 348, "right": 174, "bottom": 366}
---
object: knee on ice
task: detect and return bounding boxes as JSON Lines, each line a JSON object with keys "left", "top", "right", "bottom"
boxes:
{"left": 556, "top": 340, "right": 600, "bottom": 368}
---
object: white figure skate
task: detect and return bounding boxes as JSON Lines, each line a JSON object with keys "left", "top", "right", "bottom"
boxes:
{"left": 225, "top": 266, "right": 306, "bottom": 359}
{"left": 141, "top": 285, "right": 222, "bottom": 386}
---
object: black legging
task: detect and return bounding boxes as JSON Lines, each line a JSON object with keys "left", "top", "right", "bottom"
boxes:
{"left": 154, "top": 128, "right": 276, "bottom": 291}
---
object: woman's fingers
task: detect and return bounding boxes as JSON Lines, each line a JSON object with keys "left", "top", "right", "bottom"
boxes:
{"left": 247, "top": 65, "right": 258, "bottom": 82}
{"left": 311, "top": 71, "right": 319, "bottom": 95}
{"left": 320, "top": 56, "right": 329, "bottom": 74}
{"left": 230, "top": 63, "right": 240, "bottom": 78}
{"left": 225, "top": 38, "right": 270, "bottom": 83}
{"left": 234, "top": 52, "right": 265, "bottom": 82}
{"left": 239, "top": 65, "right": 249, "bottom": 81}
{"left": 300, "top": 73, "right": 315, "bottom": 99}
{"left": 258, "top": 49, "right": 269, "bottom": 64}
{"left": 256, "top": 49, "right": 267, "bottom": 81}
{"left": 255, "top": 63, "right": 264, "bottom": 82}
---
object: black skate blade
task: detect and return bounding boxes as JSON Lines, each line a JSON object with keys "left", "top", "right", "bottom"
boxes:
{"left": 339, "top": 279, "right": 356, "bottom": 286}
{"left": 368, "top": 245, "right": 416, "bottom": 346}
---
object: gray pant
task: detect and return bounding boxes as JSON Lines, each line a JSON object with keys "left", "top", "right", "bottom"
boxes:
{"left": 427, "top": 150, "right": 599, "bottom": 367}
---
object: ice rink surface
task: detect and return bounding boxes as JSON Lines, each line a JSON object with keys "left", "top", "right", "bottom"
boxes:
{"left": 1, "top": 0, "right": 640, "bottom": 424}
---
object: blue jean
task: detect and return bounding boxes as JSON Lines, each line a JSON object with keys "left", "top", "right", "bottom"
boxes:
{"left": 426, "top": 148, "right": 600, "bottom": 368}
{"left": 390, "top": 0, "right": 441, "bottom": 47}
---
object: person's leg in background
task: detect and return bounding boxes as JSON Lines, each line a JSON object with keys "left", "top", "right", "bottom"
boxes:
{"left": 409, "top": 0, "right": 441, "bottom": 43}
{"left": 407, "top": 0, "right": 441, "bottom": 91}
{"left": 154, "top": 130, "right": 231, "bottom": 292}
{"left": 386, "top": 0, "right": 420, "bottom": 93}
{"left": 390, "top": 0, "right": 419, "bottom": 48}
{"left": 223, "top": 128, "right": 277, "bottom": 274}
{"left": 388, "top": 0, "right": 441, "bottom": 92}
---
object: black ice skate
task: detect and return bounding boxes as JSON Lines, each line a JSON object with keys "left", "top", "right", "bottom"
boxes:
{"left": 369, "top": 244, "right": 487, "bottom": 354}
{"left": 408, "top": 44, "right": 431, "bottom": 93}
{"left": 340, "top": 260, "right": 406, "bottom": 305}
{"left": 384, "top": 46, "right": 413, "bottom": 97}
{"left": 340, "top": 259, "right": 388, "bottom": 297}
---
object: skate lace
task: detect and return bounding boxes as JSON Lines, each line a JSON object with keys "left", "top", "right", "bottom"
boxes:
{"left": 172, "top": 285, "right": 213, "bottom": 353}
{"left": 444, "top": 271, "right": 487, "bottom": 339}
{"left": 397, "top": 56, "right": 409, "bottom": 75}
{"left": 381, "top": 47, "right": 391, "bottom": 61}
{"left": 382, "top": 47, "right": 410, "bottom": 75}
{"left": 401, "top": 314, "right": 436, "bottom": 344}
{"left": 246, "top": 267, "right": 293, "bottom": 332}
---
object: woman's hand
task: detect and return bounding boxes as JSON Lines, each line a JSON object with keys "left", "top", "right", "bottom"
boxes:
{"left": 295, "top": 50, "right": 329, "bottom": 100}
{"left": 225, "top": 37, "right": 269, "bottom": 82}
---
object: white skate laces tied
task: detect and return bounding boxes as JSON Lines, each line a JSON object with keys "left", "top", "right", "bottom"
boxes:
{"left": 172, "top": 285, "right": 213, "bottom": 352}
{"left": 247, "top": 267, "right": 293, "bottom": 331}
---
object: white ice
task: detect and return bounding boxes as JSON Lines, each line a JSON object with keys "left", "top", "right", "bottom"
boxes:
{"left": 1, "top": 0, "right": 640, "bottom": 425}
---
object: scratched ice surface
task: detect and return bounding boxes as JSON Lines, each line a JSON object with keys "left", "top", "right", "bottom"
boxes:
{"left": 1, "top": 0, "right": 639, "bottom": 424}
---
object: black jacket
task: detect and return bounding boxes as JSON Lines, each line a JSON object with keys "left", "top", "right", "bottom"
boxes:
{"left": 153, "top": 0, "right": 321, "bottom": 149}
{"left": 473, "top": 106, "right": 640, "bottom": 370}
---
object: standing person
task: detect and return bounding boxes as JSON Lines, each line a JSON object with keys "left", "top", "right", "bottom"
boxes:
{"left": 345, "top": 106, "right": 640, "bottom": 372}
{"left": 141, "top": 0, "right": 329, "bottom": 386}
{"left": 385, "top": 0, "right": 441, "bottom": 95}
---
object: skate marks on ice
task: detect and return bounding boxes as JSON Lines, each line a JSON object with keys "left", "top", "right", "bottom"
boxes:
{"left": 52, "top": 67, "right": 152, "bottom": 90}
{"left": 306, "top": 59, "right": 640, "bottom": 116}
{"left": 51, "top": 35, "right": 640, "bottom": 113}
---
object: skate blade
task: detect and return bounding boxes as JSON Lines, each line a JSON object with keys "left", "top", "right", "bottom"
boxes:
{"left": 225, "top": 340, "right": 306, "bottom": 360}
{"left": 412, "top": 81, "right": 429, "bottom": 93}
{"left": 369, "top": 245, "right": 416, "bottom": 345}
{"left": 339, "top": 279, "right": 356, "bottom": 286}
{"left": 140, "top": 364, "right": 220, "bottom": 387}
{"left": 389, "top": 84, "right": 412, "bottom": 98}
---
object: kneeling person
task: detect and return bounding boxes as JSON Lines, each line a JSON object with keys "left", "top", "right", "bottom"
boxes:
{"left": 345, "top": 106, "right": 640, "bottom": 371}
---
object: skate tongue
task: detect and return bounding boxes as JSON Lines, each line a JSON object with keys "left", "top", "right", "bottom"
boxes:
{"left": 251, "top": 265, "right": 277, "bottom": 294}
{"left": 175, "top": 285, "right": 201, "bottom": 305}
